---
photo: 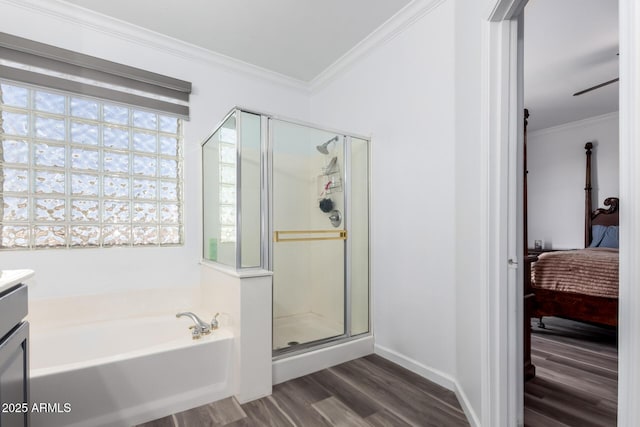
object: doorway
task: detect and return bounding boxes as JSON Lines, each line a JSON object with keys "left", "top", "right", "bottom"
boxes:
{"left": 522, "top": 1, "right": 619, "bottom": 425}
{"left": 484, "top": 0, "right": 639, "bottom": 425}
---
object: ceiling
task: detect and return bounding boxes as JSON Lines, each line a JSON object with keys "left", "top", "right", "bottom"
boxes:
{"left": 60, "top": 0, "right": 618, "bottom": 132}
{"left": 61, "top": 0, "right": 412, "bottom": 82}
{"left": 524, "top": 0, "right": 619, "bottom": 132}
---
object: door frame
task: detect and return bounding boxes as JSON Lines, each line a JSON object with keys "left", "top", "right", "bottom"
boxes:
{"left": 482, "top": 0, "right": 640, "bottom": 425}
{"left": 617, "top": 1, "right": 640, "bottom": 425}
{"left": 482, "top": 1, "right": 527, "bottom": 425}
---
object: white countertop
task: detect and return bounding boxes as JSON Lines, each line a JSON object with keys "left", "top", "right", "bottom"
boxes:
{"left": 0, "top": 269, "right": 34, "bottom": 294}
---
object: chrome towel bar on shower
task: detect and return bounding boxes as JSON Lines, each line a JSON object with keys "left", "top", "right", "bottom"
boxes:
{"left": 273, "top": 229, "right": 347, "bottom": 242}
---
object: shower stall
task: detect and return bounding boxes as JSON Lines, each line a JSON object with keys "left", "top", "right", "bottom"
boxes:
{"left": 202, "top": 108, "right": 370, "bottom": 357}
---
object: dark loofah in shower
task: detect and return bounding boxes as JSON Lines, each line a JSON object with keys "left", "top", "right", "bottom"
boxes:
{"left": 319, "top": 198, "right": 333, "bottom": 213}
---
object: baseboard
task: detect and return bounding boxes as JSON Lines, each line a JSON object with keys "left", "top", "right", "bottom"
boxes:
{"left": 374, "top": 344, "right": 456, "bottom": 390}
{"left": 453, "top": 380, "right": 481, "bottom": 427}
{"left": 374, "top": 344, "right": 481, "bottom": 427}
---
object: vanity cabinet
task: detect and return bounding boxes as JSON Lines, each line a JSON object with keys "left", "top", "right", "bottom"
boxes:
{"left": 0, "top": 277, "right": 30, "bottom": 427}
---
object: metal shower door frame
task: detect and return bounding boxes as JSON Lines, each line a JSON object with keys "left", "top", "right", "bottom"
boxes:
{"left": 262, "top": 113, "right": 370, "bottom": 358}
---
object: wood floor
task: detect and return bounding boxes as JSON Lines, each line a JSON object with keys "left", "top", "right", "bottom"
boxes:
{"left": 139, "top": 318, "right": 615, "bottom": 427}
{"left": 137, "top": 354, "right": 469, "bottom": 427}
{"left": 525, "top": 316, "right": 618, "bottom": 427}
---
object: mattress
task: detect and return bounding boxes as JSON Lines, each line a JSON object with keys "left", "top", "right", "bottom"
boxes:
{"left": 531, "top": 248, "right": 619, "bottom": 298}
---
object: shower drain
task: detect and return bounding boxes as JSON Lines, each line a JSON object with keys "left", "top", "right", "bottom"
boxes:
{"left": 287, "top": 341, "right": 300, "bottom": 346}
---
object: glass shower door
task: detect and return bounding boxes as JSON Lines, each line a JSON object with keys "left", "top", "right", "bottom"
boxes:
{"left": 270, "top": 119, "right": 346, "bottom": 352}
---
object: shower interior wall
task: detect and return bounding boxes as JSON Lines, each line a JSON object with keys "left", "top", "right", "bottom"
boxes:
{"left": 271, "top": 124, "right": 346, "bottom": 333}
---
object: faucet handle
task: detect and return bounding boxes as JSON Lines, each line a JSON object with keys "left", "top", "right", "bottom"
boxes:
{"left": 211, "top": 313, "right": 220, "bottom": 330}
{"left": 191, "top": 328, "right": 201, "bottom": 340}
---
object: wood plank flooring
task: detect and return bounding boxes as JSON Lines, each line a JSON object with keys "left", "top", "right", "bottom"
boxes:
{"left": 525, "top": 316, "right": 618, "bottom": 427}
{"left": 137, "top": 354, "right": 469, "bottom": 427}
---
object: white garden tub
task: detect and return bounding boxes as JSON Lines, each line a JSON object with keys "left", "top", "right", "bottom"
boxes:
{"left": 29, "top": 314, "right": 233, "bottom": 427}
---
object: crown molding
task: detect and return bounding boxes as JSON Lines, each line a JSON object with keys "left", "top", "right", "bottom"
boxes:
{"left": 2, "top": 0, "right": 449, "bottom": 96}
{"left": 0, "top": 0, "right": 310, "bottom": 93}
{"left": 528, "top": 111, "right": 619, "bottom": 138}
{"left": 486, "top": 0, "right": 527, "bottom": 22}
{"left": 309, "top": 0, "right": 447, "bottom": 93}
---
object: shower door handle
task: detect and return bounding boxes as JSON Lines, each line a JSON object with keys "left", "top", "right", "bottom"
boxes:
{"left": 273, "top": 229, "right": 347, "bottom": 242}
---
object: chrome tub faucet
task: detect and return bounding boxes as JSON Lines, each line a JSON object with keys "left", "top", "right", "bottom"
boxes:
{"left": 176, "top": 312, "right": 220, "bottom": 339}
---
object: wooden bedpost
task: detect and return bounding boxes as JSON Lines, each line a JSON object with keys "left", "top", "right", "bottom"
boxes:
{"left": 585, "top": 142, "right": 593, "bottom": 247}
{"left": 523, "top": 108, "right": 536, "bottom": 380}
{"left": 524, "top": 108, "right": 530, "bottom": 257}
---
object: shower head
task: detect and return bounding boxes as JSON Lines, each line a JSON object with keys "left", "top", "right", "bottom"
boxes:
{"left": 316, "top": 136, "right": 339, "bottom": 155}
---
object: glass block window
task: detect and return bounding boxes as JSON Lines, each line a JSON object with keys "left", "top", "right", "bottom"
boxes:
{"left": 0, "top": 81, "right": 183, "bottom": 249}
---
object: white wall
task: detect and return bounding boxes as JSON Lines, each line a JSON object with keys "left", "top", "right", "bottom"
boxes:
{"left": 311, "top": 0, "right": 457, "bottom": 385}
{"left": 453, "top": 0, "right": 487, "bottom": 421}
{"left": 527, "top": 112, "right": 619, "bottom": 249}
{"left": 0, "top": 1, "right": 310, "bottom": 300}
{"left": 310, "top": 1, "right": 491, "bottom": 422}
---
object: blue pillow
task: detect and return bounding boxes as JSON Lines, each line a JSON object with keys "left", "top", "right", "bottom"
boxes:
{"left": 599, "top": 225, "right": 619, "bottom": 248}
{"left": 589, "top": 225, "right": 607, "bottom": 247}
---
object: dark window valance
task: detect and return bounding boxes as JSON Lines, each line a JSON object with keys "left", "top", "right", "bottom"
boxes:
{"left": 0, "top": 32, "right": 191, "bottom": 119}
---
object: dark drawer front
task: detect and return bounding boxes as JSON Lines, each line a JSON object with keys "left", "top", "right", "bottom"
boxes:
{"left": 0, "top": 321, "right": 30, "bottom": 427}
{"left": 0, "top": 285, "right": 28, "bottom": 341}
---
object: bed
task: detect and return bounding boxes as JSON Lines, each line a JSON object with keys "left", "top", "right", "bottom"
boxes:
{"left": 523, "top": 138, "right": 619, "bottom": 380}
{"left": 531, "top": 196, "right": 619, "bottom": 327}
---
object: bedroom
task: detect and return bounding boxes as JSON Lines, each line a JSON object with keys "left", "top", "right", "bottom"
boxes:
{"left": 523, "top": 0, "right": 619, "bottom": 425}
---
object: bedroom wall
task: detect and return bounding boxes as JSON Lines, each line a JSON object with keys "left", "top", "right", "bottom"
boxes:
{"left": 310, "top": 0, "right": 458, "bottom": 393}
{"left": 527, "top": 112, "right": 619, "bottom": 249}
{"left": 0, "top": 1, "right": 311, "bottom": 299}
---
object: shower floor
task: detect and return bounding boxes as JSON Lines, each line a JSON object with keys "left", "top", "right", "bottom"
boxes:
{"left": 273, "top": 312, "right": 344, "bottom": 351}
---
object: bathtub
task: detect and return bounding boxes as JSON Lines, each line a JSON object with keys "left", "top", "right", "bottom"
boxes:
{"left": 29, "top": 314, "right": 234, "bottom": 427}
